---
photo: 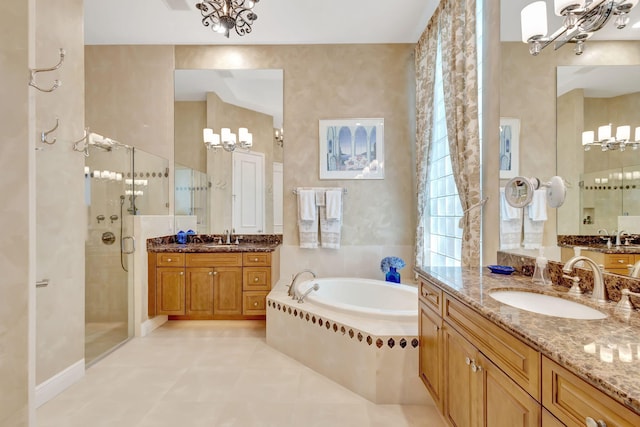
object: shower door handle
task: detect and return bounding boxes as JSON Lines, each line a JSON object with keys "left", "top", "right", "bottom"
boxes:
{"left": 122, "top": 236, "right": 135, "bottom": 254}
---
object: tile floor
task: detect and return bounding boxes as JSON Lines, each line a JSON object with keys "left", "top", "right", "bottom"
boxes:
{"left": 85, "top": 321, "right": 129, "bottom": 366}
{"left": 37, "top": 320, "right": 445, "bottom": 427}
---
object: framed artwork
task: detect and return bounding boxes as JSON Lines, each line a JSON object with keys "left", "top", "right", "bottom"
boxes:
{"left": 499, "top": 117, "right": 520, "bottom": 179}
{"left": 319, "top": 118, "right": 384, "bottom": 180}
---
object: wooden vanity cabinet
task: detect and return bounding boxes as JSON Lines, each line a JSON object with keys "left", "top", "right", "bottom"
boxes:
{"left": 419, "top": 277, "right": 444, "bottom": 411}
{"left": 560, "top": 248, "right": 640, "bottom": 275}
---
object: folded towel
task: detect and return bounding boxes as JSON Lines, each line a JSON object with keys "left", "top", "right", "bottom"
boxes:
{"left": 528, "top": 189, "right": 548, "bottom": 221}
{"left": 500, "top": 188, "right": 520, "bottom": 220}
{"left": 315, "top": 190, "right": 325, "bottom": 207}
{"left": 297, "top": 189, "right": 316, "bottom": 221}
{"left": 325, "top": 189, "right": 342, "bottom": 221}
{"left": 319, "top": 206, "right": 341, "bottom": 249}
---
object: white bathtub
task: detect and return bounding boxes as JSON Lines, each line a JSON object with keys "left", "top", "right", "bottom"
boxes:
{"left": 297, "top": 277, "right": 418, "bottom": 321}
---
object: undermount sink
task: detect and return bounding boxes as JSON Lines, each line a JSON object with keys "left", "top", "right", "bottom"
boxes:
{"left": 489, "top": 290, "right": 607, "bottom": 320}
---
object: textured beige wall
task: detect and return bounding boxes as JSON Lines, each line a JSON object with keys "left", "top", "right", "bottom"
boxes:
{"left": 85, "top": 45, "right": 175, "bottom": 162}
{"left": 35, "top": 0, "right": 86, "bottom": 385}
{"left": 175, "top": 101, "right": 207, "bottom": 173}
{"left": 501, "top": 41, "right": 640, "bottom": 245}
{"left": 0, "top": 1, "right": 33, "bottom": 423}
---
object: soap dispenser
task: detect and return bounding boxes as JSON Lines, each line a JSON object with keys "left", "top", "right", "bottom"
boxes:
{"left": 532, "top": 247, "right": 549, "bottom": 285}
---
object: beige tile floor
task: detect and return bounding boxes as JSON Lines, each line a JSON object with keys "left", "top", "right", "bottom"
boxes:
{"left": 85, "top": 321, "right": 129, "bottom": 366}
{"left": 38, "top": 320, "right": 445, "bottom": 427}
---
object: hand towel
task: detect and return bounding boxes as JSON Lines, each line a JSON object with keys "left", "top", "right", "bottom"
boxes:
{"left": 523, "top": 216, "right": 545, "bottom": 250}
{"left": 500, "top": 188, "right": 520, "bottom": 220}
{"left": 297, "top": 189, "right": 318, "bottom": 248}
{"left": 325, "top": 189, "right": 342, "bottom": 221}
{"left": 298, "top": 189, "right": 316, "bottom": 221}
{"left": 528, "top": 189, "right": 548, "bottom": 221}
{"left": 319, "top": 206, "right": 341, "bottom": 249}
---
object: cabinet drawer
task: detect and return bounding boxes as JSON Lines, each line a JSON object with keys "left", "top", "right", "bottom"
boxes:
{"left": 185, "top": 253, "right": 242, "bottom": 267}
{"left": 443, "top": 294, "right": 540, "bottom": 400}
{"left": 156, "top": 253, "right": 185, "bottom": 267}
{"left": 243, "top": 252, "right": 271, "bottom": 266}
{"left": 604, "top": 254, "right": 634, "bottom": 269}
{"left": 419, "top": 278, "right": 443, "bottom": 315}
{"left": 542, "top": 356, "right": 640, "bottom": 427}
{"left": 243, "top": 267, "right": 271, "bottom": 291}
{"left": 243, "top": 291, "right": 268, "bottom": 315}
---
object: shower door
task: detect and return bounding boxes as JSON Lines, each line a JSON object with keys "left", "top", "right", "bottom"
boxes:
{"left": 84, "top": 144, "right": 135, "bottom": 366}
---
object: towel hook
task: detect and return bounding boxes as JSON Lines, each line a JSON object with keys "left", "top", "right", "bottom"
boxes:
{"left": 40, "top": 118, "right": 59, "bottom": 145}
{"left": 72, "top": 128, "right": 90, "bottom": 157}
{"left": 29, "top": 48, "right": 65, "bottom": 92}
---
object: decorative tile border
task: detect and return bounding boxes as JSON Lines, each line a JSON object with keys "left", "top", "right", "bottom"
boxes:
{"left": 267, "top": 299, "right": 419, "bottom": 350}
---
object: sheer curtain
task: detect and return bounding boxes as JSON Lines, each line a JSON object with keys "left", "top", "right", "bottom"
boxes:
{"left": 415, "top": 0, "right": 481, "bottom": 267}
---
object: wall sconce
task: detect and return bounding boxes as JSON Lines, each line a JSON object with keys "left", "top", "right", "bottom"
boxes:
{"left": 582, "top": 124, "right": 640, "bottom": 151}
{"left": 274, "top": 128, "right": 284, "bottom": 147}
{"left": 204, "top": 127, "right": 253, "bottom": 151}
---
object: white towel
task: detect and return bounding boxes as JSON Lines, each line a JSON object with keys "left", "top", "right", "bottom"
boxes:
{"left": 528, "top": 189, "right": 548, "bottom": 221}
{"left": 297, "top": 189, "right": 318, "bottom": 248}
{"left": 298, "top": 189, "right": 316, "bottom": 221}
{"left": 325, "top": 189, "right": 342, "bottom": 221}
{"left": 500, "top": 188, "right": 520, "bottom": 220}
{"left": 523, "top": 216, "right": 545, "bottom": 250}
{"left": 319, "top": 206, "right": 341, "bottom": 249}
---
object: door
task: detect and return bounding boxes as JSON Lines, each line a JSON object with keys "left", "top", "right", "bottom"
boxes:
{"left": 273, "top": 162, "right": 283, "bottom": 234}
{"left": 213, "top": 267, "right": 243, "bottom": 316}
{"left": 156, "top": 268, "right": 185, "bottom": 315}
{"left": 232, "top": 151, "right": 265, "bottom": 234}
{"left": 186, "top": 268, "right": 214, "bottom": 316}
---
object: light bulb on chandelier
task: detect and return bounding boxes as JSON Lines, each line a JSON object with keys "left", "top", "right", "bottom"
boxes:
{"left": 204, "top": 127, "right": 253, "bottom": 152}
{"left": 581, "top": 124, "right": 640, "bottom": 152}
{"left": 195, "top": 0, "right": 260, "bottom": 38}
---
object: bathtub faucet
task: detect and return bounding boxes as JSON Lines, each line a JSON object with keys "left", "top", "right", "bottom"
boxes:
{"left": 288, "top": 269, "right": 317, "bottom": 299}
{"left": 298, "top": 283, "right": 320, "bottom": 303}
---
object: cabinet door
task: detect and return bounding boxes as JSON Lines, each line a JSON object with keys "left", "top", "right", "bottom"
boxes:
{"left": 443, "top": 324, "right": 482, "bottom": 427}
{"left": 186, "top": 268, "right": 214, "bottom": 316}
{"left": 156, "top": 267, "right": 185, "bottom": 315}
{"left": 213, "top": 267, "right": 243, "bottom": 316}
{"left": 419, "top": 301, "right": 442, "bottom": 410}
{"left": 243, "top": 267, "right": 271, "bottom": 291}
{"left": 479, "top": 352, "right": 541, "bottom": 427}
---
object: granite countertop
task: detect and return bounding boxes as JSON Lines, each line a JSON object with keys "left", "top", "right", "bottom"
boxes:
{"left": 417, "top": 266, "right": 640, "bottom": 414}
{"left": 146, "top": 234, "right": 282, "bottom": 253}
{"left": 558, "top": 243, "right": 640, "bottom": 255}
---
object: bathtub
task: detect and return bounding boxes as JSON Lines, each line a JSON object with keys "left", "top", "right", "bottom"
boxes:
{"left": 266, "top": 277, "right": 432, "bottom": 405}
{"left": 298, "top": 277, "right": 418, "bottom": 321}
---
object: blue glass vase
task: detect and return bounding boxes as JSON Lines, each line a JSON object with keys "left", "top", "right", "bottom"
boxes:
{"left": 385, "top": 266, "right": 401, "bottom": 284}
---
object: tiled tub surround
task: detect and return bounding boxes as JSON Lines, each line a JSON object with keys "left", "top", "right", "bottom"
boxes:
{"left": 266, "top": 280, "right": 433, "bottom": 406}
{"left": 147, "top": 234, "right": 282, "bottom": 253}
{"left": 418, "top": 266, "right": 640, "bottom": 414}
{"left": 497, "top": 250, "right": 640, "bottom": 308}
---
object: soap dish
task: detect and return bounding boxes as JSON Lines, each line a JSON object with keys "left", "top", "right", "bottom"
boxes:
{"left": 487, "top": 265, "right": 515, "bottom": 275}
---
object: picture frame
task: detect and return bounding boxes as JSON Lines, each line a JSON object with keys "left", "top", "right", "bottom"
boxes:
{"left": 499, "top": 117, "right": 520, "bottom": 179}
{"left": 319, "top": 118, "right": 385, "bottom": 180}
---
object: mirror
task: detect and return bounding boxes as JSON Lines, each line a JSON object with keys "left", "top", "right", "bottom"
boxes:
{"left": 556, "top": 65, "right": 640, "bottom": 236}
{"left": 174, "top": 69, "right": 284, "bottom": 234}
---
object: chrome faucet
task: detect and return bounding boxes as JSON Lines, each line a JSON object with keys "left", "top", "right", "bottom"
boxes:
{"left": 562, "top": 256, "right": 606, "bottom": 303}
{"left": 288, "top": 269, "right": 317, "bottom": 299}
{"left": 225, "top": 229, "right": 231, "bottom": 245}
{"left": 297, "top": 283, "right": 320, "bottom": 303}
{"left": 616, "top": 230, "right": 629, "bottom": 246}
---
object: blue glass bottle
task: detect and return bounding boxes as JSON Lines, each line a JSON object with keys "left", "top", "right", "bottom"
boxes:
{"left": 385, "top": 266, "right": 401, "bottom": 284}
{"left": 176, "top": 230, "right": 187, "bottom": 244}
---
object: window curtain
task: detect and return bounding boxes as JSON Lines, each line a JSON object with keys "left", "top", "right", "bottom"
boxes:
{"left": 414, "top": 7, "right": 441, "bottom": 269}
{"left": 440, "top": 0, "right": 481, "bottom": 266}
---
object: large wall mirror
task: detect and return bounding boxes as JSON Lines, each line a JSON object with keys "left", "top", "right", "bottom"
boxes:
{"left": 173, "top": 69, "right": 284, "bottom": 235}
{"left": 556, "top": 65, "right": 640, "bottom": 236}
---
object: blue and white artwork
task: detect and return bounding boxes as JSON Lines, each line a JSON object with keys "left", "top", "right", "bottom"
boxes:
{"left": 499, "top": 118, "right": 520, "bottom": 179}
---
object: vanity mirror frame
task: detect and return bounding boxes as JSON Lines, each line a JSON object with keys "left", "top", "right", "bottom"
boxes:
{"left": 173, "top": 68, "right": 284, "bottom": 235}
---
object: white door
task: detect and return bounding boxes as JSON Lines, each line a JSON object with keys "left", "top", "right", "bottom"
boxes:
{"left": 273, "top": 162, "right": 283, "bottom": 234}
{"left": 232, "top": 151, "right": 265, "bottom": 234}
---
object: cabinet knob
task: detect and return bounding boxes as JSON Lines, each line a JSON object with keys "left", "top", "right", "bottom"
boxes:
{"left": 167, "top": 258, "right": 172, "bottom": 262}
{"left": 585, "top": 417, "right": 606, "bottom": 427}
{"left": 179, "top": 271, "right": 184, "bottom": 275}
{"left": 254, "top": 277, "right": 259, "bottom": 282}
{"left": 254, "top": 257, "right": 259, "bottom": 262}
{"left": 471, "top": 362, "right": 482, "bottom": 373}
{"left": 213, "top": 271, "right": 218, "bottom": 275}
{"left": 618, "top": 259, "right": 625, "bottom": 264}
{"left": 421, "top": 288, "right": 429, "bottom": 297}
{"left": 465, "top": 357, "right": 471, "bottom": 366}
{"left": 254, "top": 302, "right": 259, "bottom": 307}
{"left": 209, "top": 271, "right": 213, "bottom": 276}
{"left": 433, "top": 325, "right": 439, "bottom": 332}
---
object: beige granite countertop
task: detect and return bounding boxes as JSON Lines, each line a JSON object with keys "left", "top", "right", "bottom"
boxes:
{"left": 417, "top": 266, "right": 640, "bottom": 414}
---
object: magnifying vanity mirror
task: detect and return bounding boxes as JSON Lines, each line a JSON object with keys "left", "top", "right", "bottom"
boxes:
{"left": 173, "top": 69, "right": 284, "bottom": 235}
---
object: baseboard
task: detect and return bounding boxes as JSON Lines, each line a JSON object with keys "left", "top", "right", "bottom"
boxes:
{"left": 35, "top": 359, "right": 85, "bottom": 408}
{"left": 140, "top": 315, "right": 168, "bottom": 337}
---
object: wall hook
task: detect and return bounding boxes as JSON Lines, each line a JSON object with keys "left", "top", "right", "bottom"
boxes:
{"left": 40, "top": 118, "right": 59, "bottom": 145}
{"left": 29, "top": 48, "right": 65, "bottom": 93}
{"left": 72, "top": 128, "right": 90, "bottom": 157}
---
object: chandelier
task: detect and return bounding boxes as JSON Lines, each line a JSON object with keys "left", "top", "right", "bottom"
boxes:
{"left": 195, "top": 0, "right": 260, "bottom": 38}
{"left": 274, "top": 128, "right": 283, "bottom": 147}
{"left": 521, "top": 0, "right": 639, "bottom": 56}
{"left": 582, "top": 124, "right": 640, "bottom": 151}
{"left": 204, "top": 127, "right": 253, "bottom": 152}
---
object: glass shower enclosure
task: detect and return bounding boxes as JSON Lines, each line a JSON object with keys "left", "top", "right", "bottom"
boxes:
{"left": 84, "top": 143, "right": 169, "bottom": 365}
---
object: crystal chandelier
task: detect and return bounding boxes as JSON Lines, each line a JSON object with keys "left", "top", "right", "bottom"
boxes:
{"left": 582, "top": 124, "right": 640, "bottom": 151}
{"left": 195, "top": 0, "right": 260, "bottom": 38}
{"left": 521, "top": 0, "right": 639, "bottom": 56}
{"left": 204, "top": 127, "right": 253, "bottom": 152}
